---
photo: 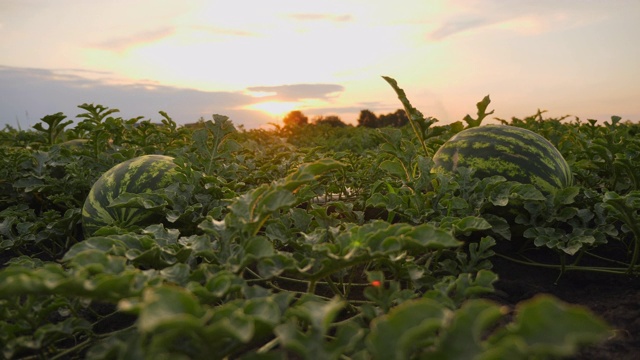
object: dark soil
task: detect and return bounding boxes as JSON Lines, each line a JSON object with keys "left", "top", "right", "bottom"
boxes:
{"left": 490, "top": 253, "right": 640, "bottom": 360}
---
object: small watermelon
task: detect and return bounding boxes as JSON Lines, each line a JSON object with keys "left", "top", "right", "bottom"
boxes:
{"left": 432, "top": 125, "right": 572, "bottom": 193}
{"left": 82, "top": 155, "right": 178, "bottom": 236}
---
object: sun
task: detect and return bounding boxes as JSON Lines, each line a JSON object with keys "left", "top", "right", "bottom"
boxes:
{"left": 246, "top": 101, "right": 301, "bottom": 118}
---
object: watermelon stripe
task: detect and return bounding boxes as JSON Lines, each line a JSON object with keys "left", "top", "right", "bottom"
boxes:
{"left": 432, "top": 125, "right": 572, "bottom": 194}
{"left": 82, "top": 155, "right": 177, "bottom": 236}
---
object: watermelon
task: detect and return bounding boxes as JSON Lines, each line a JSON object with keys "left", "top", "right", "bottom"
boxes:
{"left": 432, "top": 125, "right": 572, "bottom": 193}
{"left": 82, "top": 155, "right": 178, "bottom": 236}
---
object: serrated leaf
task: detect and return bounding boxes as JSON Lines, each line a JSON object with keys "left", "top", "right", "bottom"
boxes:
{"left": 554, "top": 186, "right": 580, "bottom": 206}
{"left": 259, "top": 189, "right": 297, "bottom": 212}
{"left": 367, "top": 298, "right": 446, "bottom": 359}
{"left": 289, "top": 296, "right": 345, "bottom": 335}
{"left": 427, "top": 299, "right": 505, "bottom": 359}
{"left": 511, "top": 184, "right": 546, "bottom": 201}
{"left": 453, "top": 216, "right": 492, "bottom": 233}
{"left": 108, "top": 192, "right": 168, "bottom": 210}
{"left": 487, "top": 181, "right": 514, "bottom": 206}
{"left": 487, "top": 294, "right": 610, "bottom": 357}
{"left": 256, "top": 254, "right": 297, "bottom": 278}
{"left": 379, "top": 159, "right": 408, "bottom": 180}
{"left": 404, "top": 224, "right": 463, "bottom": 249}
{"left": 244, "top": 236, "right": 275, "bottom": 258}
{"left": 134, "top": 286, "right": 204, "bottom": 333}
{"left": 62, "top": 236, "right": 128, "bottom": 261}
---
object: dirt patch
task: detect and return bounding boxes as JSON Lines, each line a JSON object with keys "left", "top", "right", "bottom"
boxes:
{"left": 490, "top": 254, "right": 640, "bottom": 360}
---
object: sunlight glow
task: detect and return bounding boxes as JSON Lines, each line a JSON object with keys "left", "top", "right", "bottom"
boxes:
{"left": 2, "top": 1, "right": 638, "bottom": 128}
{"left": 245, "top": 101, "right": 300, "bottom": 117}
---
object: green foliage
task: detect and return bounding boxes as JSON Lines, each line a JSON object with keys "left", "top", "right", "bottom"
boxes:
{"left": 1, "top": 99, "right": 631, "bottom": 359}
{"left": 367, "top": 294, "right": 608, "bottom": 360}
{"left": 382, "top": 76, "right": 435, "bottom": 157}
{"left": 32, "top": 112, "right": 73, "bottom": 145}
{"left": 463, "top": 95, "right": 494, "bottom": 128}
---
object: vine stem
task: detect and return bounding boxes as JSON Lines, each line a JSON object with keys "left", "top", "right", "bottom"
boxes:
{"left": 495, "top": 253, "right": 635, "bottom": 275}
{"left": 307, "top": 279, "right": 317, "bottom": 294}
{"left": 256, "top": 337, "right": 280, "bottom": 354}
{"left": 49, "top": 325, "right": 137, "bottom": 360}
{"left": 605, "top": 198, "right": 640, "bottom": 274}
{"left": 381, "top": 76, "right": 431, "bottom": 158}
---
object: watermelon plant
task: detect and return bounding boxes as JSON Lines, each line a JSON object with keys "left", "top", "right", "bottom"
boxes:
{"left": 82, "top": 154, "right": 178, "bottom": 236}
{"left": 4, "top": 95, "right": 640, "bottom": 358}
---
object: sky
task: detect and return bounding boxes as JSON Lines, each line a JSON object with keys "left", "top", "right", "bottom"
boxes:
{"left": 1, "top": 0, "right": 639, "bottom": 129}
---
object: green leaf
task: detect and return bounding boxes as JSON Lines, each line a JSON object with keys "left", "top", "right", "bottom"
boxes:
{"left": 244, "top": 297, "right": 284, "bottom": 327}
{"left": 207, "top": 307, "right": 256, "bottom": 344}
{"left": 381, "top": 76, "right": 432, "bottom": 157}
{"left": 160, "top": 263, "right": 191, "bottom": 285}
{"left": 554, "top": 186, "right": 580, "bottom": 206}
{"left": 273, "top": 322, "right": 311, "bottom": 357}
{"left": 281, "top": 159, "right": 344, "bottom": 192}
{"left": 380, "top": 159, "right": 408, "bottom": 180}
{"left": 404, "top": 224, "right": 463, "bottom": 249}
{"left": 33, "top": 317, "right": 93, "bottom": 348}
{"left": 487, "top": 294, "right": 610, "bottom": 357}
{"left": 256, "top": 254, "right": 297, "bottom": 278}
{"left": 511, "top": 184, "right": 546, "bottom": 201}
{"left": 453, "top": 216, "right": 492, "bottom": 233}
{"left": 130, "top": 286, "right": 204, "bottom": 333}
{"left": 259, "top": 189, "right": 297, "bottom": 212}
{"left": 425, "top": 270, "right": 498, "bottom": 308}
{"left": 367, "top": 298, "right": 446, "bottom": 359}
{"left": 462, "top": 95, "right": 494, "bottom": 128}
{"left": 67, "top": 249, "right": 127, "bottom": 274}
{"left": 427, "top": 299, "right": 505, "bottom": 359}
{"left": 62, "top": 235, "right": 134, "bottom": 261}
{"left": 288, "top": 296, "right": 345, "bottom": 335}
{"left": 108, "top": 192, "right": 168, "bottom": 210}
{"left": 244, "top": 236, "right": 275, "bottom": 259}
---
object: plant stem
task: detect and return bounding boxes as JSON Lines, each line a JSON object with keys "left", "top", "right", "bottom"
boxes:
{"left": 496, "top": 253, "right": 634, "bottom": 275}
{"left": 605, "top": 198, "right": 640, "bottom": 273}
{"left": 382, "top": 76, "right": 431, "bottom": 158}
{"left": 307, "top": 279, "right": 317, "bottom": 294}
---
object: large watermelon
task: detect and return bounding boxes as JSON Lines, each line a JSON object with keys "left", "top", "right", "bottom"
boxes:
{"left": 82, "top": 155, "right": 178, "bottom": 236}
{"left": 432, "top": 125, "right": 572, "bottom": 193}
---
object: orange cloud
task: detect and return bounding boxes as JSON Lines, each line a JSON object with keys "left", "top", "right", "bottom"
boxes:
{"left": 90, "top": 27, "right": 175, "bottom": 52}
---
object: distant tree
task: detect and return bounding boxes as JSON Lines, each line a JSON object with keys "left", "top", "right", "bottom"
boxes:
{"left": 283, "top": 110, "right": 308, "bottom": 127}
{"left": 313, "top": 115, "right": 347, "bottom": 127}
{"left": 357, "top": 109, "right": 408, "bottom": 128}
{"left": 357, "top": 109, "right": 379, "bottom": 128}
{"left": 378, "top": 109, "right": 409, "bottom": 127}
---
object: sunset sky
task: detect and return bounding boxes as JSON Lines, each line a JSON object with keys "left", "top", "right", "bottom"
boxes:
{"left": 1, "top": 0, "right": 639, "bottom": 129}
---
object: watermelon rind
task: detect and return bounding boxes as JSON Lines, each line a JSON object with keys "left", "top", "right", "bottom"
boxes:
{"left": 82, "top": 155, "right": 178, "bottom": 237}
{"left": 432, "top": 125, "right": 572, "bottom": 193}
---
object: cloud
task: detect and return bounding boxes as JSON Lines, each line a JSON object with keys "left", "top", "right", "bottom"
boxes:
{"left": 306, "top": 105, "right": 369, "bottom": 115}
{"left": 190, "top": 25, "right": 256, "bottom": 37}
{"left": 288, "top": 13, "right": 353, "bottom": 22}
{"left": 246, "top": 84, "right": 345, "bottom": 101}
{"left": 90, "top": 27, "right": 175, "bottom": 51}
{"left": 0, "top": 66, "right": 358, "bottom": 129}
{"left": 427, "top": 0, "right": 613, "bottom": 41}
{"left": 0, "top": 66, "right": 275, "bottom": 129}
{"left": 429, "top": 17, "right": 492, "bottom": 40}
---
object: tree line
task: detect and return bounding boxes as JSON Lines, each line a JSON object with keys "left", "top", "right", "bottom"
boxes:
{"left": 282, "top": 109, "right": 408, "bottom": 128}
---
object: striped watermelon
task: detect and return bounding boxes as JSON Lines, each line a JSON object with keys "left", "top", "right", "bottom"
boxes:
{"left": 82, "top": 155, "right": 178, "bottom": 236}
{"left": 432, "top": 125, "right": 572, "bottom": 193}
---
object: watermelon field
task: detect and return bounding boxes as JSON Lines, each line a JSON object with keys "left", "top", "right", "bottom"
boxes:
{"left": 1, "top": 80, "right": 640, "bottom": 359}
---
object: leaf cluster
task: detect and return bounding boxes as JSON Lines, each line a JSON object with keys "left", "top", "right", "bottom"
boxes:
{"left": 0, "top": 99, "right": 630, "bottom": 359}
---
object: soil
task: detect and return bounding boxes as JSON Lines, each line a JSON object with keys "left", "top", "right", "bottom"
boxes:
{"left": 490, "top": 252, "right": 640, "bottom": 360}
